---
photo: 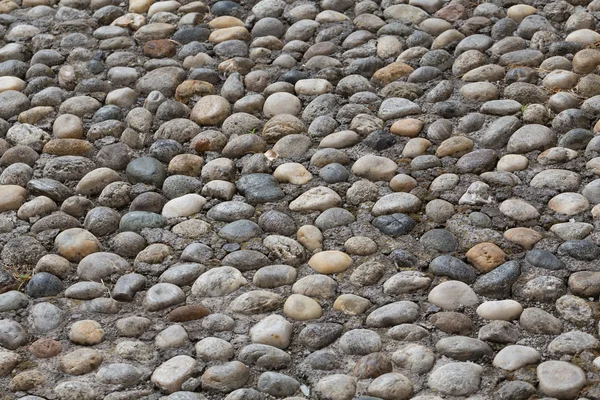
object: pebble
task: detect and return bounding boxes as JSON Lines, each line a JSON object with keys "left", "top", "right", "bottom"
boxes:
{"left": 308, "top": 251, "right": 353, "bottom": 274}
{"left": 537, "top": 361, "right": 586, "bottom": 399}
{"left": 493, "top": 345, "right": 540, "bottom": 371}
{"left": 427, "top": 363, "right": 483, "bottom": 396}
{"left": 428, "top": 281, "right": 479, "bottom": 310}
{"left": 250, "top": 314, "right": 293, "bottom": 349}
{"left": 152, "top": 356, "right": 197, "bottom": 394}
{"left": 69, "top": 320, "right": 104, "bottom": 345}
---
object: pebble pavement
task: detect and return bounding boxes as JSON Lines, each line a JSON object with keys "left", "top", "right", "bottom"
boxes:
{"left": 0, "top": 0, "right": 599, "bottom": 398}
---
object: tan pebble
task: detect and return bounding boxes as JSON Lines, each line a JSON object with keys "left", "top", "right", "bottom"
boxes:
{"left": 497, "top": 154, "right": 528, "bottom": 172}
{"left": 592, "top": 203, "right": 600, "bottom": 218}
{"left": 573, "top": 49, "right": 600, "bottom": 74}
{"left": 17, "top": 196, "right": 57, "bottom": 220}
{"left": 466, "top": 242, "right": 506, "bottom": 272}
{"left": 147, "top": 0, "right": 180, "bottom": 17}
{"left": 390, "top": 118, "right": 423, "bottom": 137}
{"left": 289, "top": 186, "right": 342, "bottom": 211}
{"left": 76, "top": 168, "right": 121, "bottom": 196}
{"left": 208, "top": 16, "right": 244, "bottom": 29}
{"left": 112, "top": 13, "right": 146, "bottom": 30}
{"left": 183, "top": 53, "right": 214, "bottom": 69}
{"left": 168, "top": 154, "right": 204, "bottom": 176}
{"left": 432, "top": 29, "right": 464, "bottom": 49}
{"left": 566, "top": 29, "right": 600, "bottom": 45}
{"left": 175, "top": 80, "right": 215, "bottom": 103}
{"left": 283, "top": 294, "right": 323, "bottom": 320}
{"left": 503, "top": 227, "right": 543, "bottom": 250}
{"left": 129, "top": 0, "right": 154, "bottom": 13}
{"left": 9, "top": 369, "right": 45, "bottom": 392}
{"left": 548, "top": 192, "right": 589, "bottom": 215}
{"left": 297, "top": 225, "right": 323, "bottom": 251}
{"left": 136, "top": 243, "right": 172, "bottom": 264}
{"left": 53, "top": 114, "right": 83, "bottom": 139}
{"left": 0, "top": 0, "right": 19, "bottom": 13}
{"left": 308, "top": 250, "right": 353, "bottom": 274}
{"left": 43, "top": 139, "right": 93, "bottom": 156}
{"left": 345, "top": 236, "right": 377, "bottom": 255}
{"left": 389, "top": 174, "right": 417, "bottom": 192}
{"left": 0, "top": 76, "right": 25, "bottom": 93}
{"left": 59, "top": 348, "right": 103, "bottom": 375}
{"left": 0, "top": 185, "right": 27, "bottom": 212}
{"left": 352, "top": 155, "right": 398, "bottom": 181}
{"left": 507, "top": 4, "right": 536, "bottom": 23}
{"left": 402, "top": 138, "right": 431, "bottom": 158}
{"left": 0, "top": 350, "right": 19, "bottom": 375}
{"left": 316, "top": 10, "right": 349, "bottom": 22}
{"left": 55, "top": 228, "right": 101, "bottom": 262}
{"left": 69, "top": 320, "right": 105, "bottom": 345}
{"left": 18, "top": 106, "right": 53, "bottom": 124}
{"left": 435, "top": 136, "right": 473, "bottom": 157}
{"left": 333, "top": 294, "right": 372, "bottom": 315}
{"left": 190, "top": 95, "right": 231, "bottom": 126}
{"left": 209, "top": 26, "right": 250, "bottom": 44}
{"left": 372, "top": 61, "right": 414, "bottom": 86}
{"left": 273, "top": 163, "right": 312, "bottom": 185}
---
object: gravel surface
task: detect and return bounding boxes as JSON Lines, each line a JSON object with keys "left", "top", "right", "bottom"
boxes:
{"left": 0, "top": 0, "right": 600, "bottom": 399}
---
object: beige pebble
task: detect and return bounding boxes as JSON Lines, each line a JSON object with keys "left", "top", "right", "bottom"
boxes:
{"left": 289, "top": 186, "right": 342, "bottom": 211}
{"left": 69, "top": 320, "right": 105, "bottom": 345}
{"left": 390, "top": 118, "right": 423, "bottom": 137}
{"left": 435, "top": 136, "right": 473, "bottom": 158}
{"left": 548, "top": 192, "right": 589, "bottom": 215}
{"left": 283, "top": 294, "right": 322, "bottom": 320}
{"left": 308, "top": 250, "right": 353, "bottom": 274}
{"left": 0, "top": 76, "right": 25, "bottom": 93}
{"left": 477, "top": 300, "right": 523, "bottom": 320}
{"left": 129, "top": 0, "right": 154, "bottom": 13}
{"left": 208, "top": 16, "right": 244, "bottom": 29}
{"left": 566, "top": 29, "right": 600, "bottom": 45}
{"left": 503, "top": 227, "right": 542, "bottom": 250}
{"left": 497, "top": 154, "right": 528, "bottom": 172}
{"left": 0, "top": 185, "right": 27, "bottom": 212}
{"left": 507, "top": 4, "right": 536, "bottom": 23}
{"left": 345, "top": 236, "right": 377, "bottom": 255}
{"left": 402, "top": 138, "right": 432, "bottom": 158}
{"left": 273, "top": 163, "right": 313, "bottom": 185}
{"left": 297, "top": 225, "right": 323, "bottom": 251}
{"left": 209, "top": 26, "right": 250, "bottom": 44}
{"left": 352, "top": 155, "right": 398, "bottom": 181}
{"left": 333, "top": 294, "right": 371, "bottom": 315}
{"left": 390, "top": 174, "right": 417, "bottom": 192}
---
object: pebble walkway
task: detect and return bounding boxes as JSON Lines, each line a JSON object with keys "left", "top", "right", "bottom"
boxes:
{"left": 0, "top": 0, "right": 599, "bottom": 398}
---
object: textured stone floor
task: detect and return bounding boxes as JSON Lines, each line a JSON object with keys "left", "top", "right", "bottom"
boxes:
{"left": 1, "top": 0, "right": 600, "bottom": 398}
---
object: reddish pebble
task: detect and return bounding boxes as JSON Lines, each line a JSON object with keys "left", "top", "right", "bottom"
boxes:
{"left": 29, "top": 338, "right": 62, "bottom": 358}
{"left": 168, "top": 305, "right": 211, "bottom": 322}
{"left": 143, "top": 39, "right": 177, "bottom": 58}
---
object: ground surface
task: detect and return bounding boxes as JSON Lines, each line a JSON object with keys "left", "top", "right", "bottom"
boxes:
{"left": 1, "top": 0, "right": 600, "bottom": 399}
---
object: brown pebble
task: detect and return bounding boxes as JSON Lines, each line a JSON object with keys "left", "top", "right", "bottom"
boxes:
{"left": 354, "top": 352, "right": 393, "bottom": 379}
{"left": 168, "top": 305, "right": 211, "bottom": 322}
{"left": 143, "top": 39, "right": 177, "bottom": 58}
{"left": 29, "top": 338, "right": 63, "bottom": 358}
{"left": 430, "top": 311, "right": 473, "bottom": 335}
{"left": 175, "top": 80, "right": 215, "bottom": 103}
{"left": 466, "top": 242, "right": 506, "bottom": 272}
{"left": 43, "top": 139, "right": 94, "bottom": 156}
{"left": 10, "top": 369, "right": 45, "bottom": 391}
